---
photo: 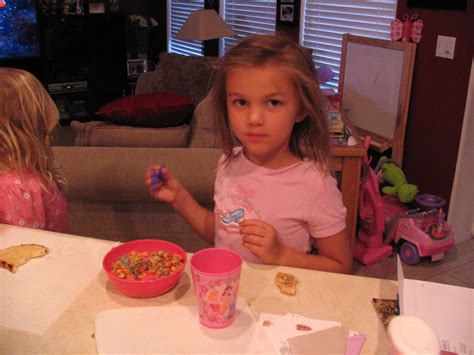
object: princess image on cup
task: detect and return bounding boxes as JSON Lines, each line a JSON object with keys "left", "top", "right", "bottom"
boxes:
{"left": 203, "top": 284, "right": 236, "bottom": 325}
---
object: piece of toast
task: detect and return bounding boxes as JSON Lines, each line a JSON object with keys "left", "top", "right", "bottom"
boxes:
{"left": 0, "top": 244, "right": 49, "bottom": 273}
{"left": 275, "top": 271, "right": 298, "bottom": 296}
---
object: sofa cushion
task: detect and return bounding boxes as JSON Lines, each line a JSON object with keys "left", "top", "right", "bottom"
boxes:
{"left": 151, "top": 52, "right": 216, "bottom": 104}
{"left": 188, "top": 94, "right": 220, "bottom": 148}
{"left": 70, "top": 121, "right": 190, "bottom": 148}
{"left": 95, "top": 92, "right": 194, "bottom": 128}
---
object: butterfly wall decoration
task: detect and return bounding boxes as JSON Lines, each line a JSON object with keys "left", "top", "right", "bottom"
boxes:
{"left": 390, "top": 13, "right": 423, "bottom": 44}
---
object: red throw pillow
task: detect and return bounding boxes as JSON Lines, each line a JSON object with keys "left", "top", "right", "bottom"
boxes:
{"left": 95, "top": 92, "right": 195, "bottom": 128}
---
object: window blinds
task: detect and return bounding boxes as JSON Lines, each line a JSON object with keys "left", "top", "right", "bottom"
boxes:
{"left": 222, "top": 0, "right": 277, "bottom": 55}
{"left": 301, "top": 0, "right": 397, "bottom": 90}
{"left": 168, "top": 0, "right": 205, "bottom": 56}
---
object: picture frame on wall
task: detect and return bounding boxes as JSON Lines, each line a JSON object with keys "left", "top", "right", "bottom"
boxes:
{"left": 280, "top": 4, "right": 295, "bottom": 23}
{"left": 277, "top": 0, "right": 298, "bottom": 25}
{"left": 127, "top": 59, "right": 148, "bottom": 78}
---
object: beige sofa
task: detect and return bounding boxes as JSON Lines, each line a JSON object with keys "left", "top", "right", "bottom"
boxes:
{"left": 52, "top": 146, "right": 219, "bottom": 252}
{"left": 51, "top": 53, "right": 223, "bottom": 252}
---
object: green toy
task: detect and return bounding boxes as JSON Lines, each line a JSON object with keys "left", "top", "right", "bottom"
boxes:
{"left": 378, "top": 157, "right": 419, "bottom": 203}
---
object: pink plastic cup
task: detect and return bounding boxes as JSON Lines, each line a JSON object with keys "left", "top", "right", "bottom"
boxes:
{"left": 190, "top": 248, "right": 243, "bottom": 328}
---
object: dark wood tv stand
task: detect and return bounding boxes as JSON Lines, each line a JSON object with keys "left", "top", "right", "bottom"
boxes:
{"left": 40, "top": 13, "right": 127, "bottom": 122}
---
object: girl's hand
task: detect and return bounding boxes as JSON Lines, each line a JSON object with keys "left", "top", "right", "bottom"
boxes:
{"left": 144, "top": 165, "right": 183, "bottom": 204}
{"left": 240, "top": 219, "right": 284, "bottom": 265}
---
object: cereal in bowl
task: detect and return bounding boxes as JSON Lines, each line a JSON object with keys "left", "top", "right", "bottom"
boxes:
{"left": 112, "top": 250, "right": 185, "bottom": 281}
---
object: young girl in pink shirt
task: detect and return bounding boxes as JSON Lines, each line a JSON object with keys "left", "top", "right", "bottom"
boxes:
{"left": 146, "top": 35, "right": 352, "bottom": 273}
{"left": 0, "top": 68, "right": 69, "bottom": 233}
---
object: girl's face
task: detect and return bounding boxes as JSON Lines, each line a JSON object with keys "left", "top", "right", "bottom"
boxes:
{"left": 226, "top": 64, "right": 306, "bottom": 169}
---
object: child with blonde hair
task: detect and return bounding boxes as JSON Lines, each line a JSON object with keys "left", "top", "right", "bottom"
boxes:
{"left": 0, "top": 68, "right": 68, "bottom": 232}
{"left": 146, "top": 35, "right": 352, "bottom": 273}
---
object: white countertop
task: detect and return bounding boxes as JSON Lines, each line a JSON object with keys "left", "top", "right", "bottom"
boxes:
{"left": 0, "top": 224, "right": 397, "bottom": 354}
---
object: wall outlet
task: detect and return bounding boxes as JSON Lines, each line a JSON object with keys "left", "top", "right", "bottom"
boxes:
{"left": 436, "top": 35, "right": 456, "bottom": 59}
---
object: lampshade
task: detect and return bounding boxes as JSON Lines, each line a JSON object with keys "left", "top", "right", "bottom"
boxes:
{"left": 176, "top": 9, "right": 236, "bottom": 41}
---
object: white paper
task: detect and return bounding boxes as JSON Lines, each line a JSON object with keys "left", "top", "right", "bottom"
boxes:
{"left": 259, "top": 313, "right": 365, "bottom": 355}
{"left": 398, "top": 256, "right": 473, "bottom": 349}
{"left": 441, "top": 338, "right": 473, "bottom": 354}
{"left": 0, "top": 225, "right": 116, "bottom": 334}
{"left": 258, "top": 313, "right": 341, "bottom": 355}
{"left": 95, "top": 299, "right": 273, "bottom": 354}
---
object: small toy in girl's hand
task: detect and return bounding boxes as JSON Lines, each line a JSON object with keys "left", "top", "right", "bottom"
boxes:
{"left": 151, "top": 169, "right": 164, "bottom": 185}
{"left": 150, "top": 166, "right": 165, "bottom": 192}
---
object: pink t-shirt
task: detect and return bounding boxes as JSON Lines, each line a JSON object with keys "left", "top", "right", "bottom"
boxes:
{"left": 214, "top": 148, "right": 346, "bottom": 263}
{"left": 0, "top": 171, "right": 69, "bottom": 233}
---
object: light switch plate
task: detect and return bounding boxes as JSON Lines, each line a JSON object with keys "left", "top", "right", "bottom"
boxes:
{"left": 436, "top": 35, "right": 456, "bottom": 59}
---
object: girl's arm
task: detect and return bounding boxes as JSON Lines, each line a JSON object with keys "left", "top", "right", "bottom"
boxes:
{"left": 280, "top": 229, "right": 352, "bottom": 274}
{"left": 241, "top": 220, "right": 352, "bottom": 274}
{"left": 145, "top": 165, "right": 215, "bottom": 244}
{"left": 170, "top": 188, "right": 216, "bottom": 244}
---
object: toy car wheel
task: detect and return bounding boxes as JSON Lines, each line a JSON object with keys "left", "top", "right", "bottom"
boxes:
{"left": 399, "top": 242, "right": 421, "bottom": 265}
{"left": 416, "top": 194, "right": 446, "bottom": 208}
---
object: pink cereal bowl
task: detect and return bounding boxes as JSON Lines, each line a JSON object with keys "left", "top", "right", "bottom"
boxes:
{"left": 102, "top": 239, "right": 187, "bottom": 298}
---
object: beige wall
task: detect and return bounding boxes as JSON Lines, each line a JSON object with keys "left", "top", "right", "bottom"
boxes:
{"left": 448, "top": 58, "right": 474, "bottom": 244}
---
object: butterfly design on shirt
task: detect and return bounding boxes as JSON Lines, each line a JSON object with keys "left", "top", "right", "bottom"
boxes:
{"left": 218, "top": 208, "right": 245, "bottom": 233}
{"left": 222, "top": 208, "right": 244, "bottom": 224}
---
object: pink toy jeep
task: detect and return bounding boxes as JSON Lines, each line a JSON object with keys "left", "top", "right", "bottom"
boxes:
{"left": 353, "top": 140, "right": 455, "bottom": 266}
{"left": 384, "top": 197, "right": 455, "bottom": 265}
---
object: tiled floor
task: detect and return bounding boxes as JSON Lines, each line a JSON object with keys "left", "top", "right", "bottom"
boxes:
{"left": 352, "top": 237, "right": 474, "bottom": 288}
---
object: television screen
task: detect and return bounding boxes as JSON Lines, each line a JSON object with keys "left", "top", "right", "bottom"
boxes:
{"left": 0, "top": 0, "right": 41, "bottom": 59}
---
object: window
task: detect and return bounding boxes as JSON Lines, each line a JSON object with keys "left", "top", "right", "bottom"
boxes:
{"left": 221, "top": 0, "right": 277, "bottom": 56}
{"left": 301, "top": 0, "right": 398, "bottom": 90}
{"left": 168, "top": 0, "right": 205, "bottom": 56}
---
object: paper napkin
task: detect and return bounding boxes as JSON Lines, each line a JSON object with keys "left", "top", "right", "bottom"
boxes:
{"left": 0, "top": 227, "right": 116, "bottom": 334}
{"left": 258, "top": 313, "right": 365, "bottom": 355}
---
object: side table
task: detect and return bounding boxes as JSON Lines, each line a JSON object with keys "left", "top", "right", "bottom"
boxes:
{"left": 331, "top": 113, "right": 366, "bottom": 249}
{"left": 331, "top": 143, "right": 366, "bottom": 249}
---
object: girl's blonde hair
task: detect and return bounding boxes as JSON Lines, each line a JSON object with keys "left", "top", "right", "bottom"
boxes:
{"left": 0, "top": 67, "right": 65, "bottom": 191}
{"left": 211, "top": 34, "right": 332, "bottom": 172}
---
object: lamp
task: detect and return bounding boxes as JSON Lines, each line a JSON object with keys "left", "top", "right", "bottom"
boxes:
{"left": 176, "top": 9, "right": 236, "bottom": 41}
